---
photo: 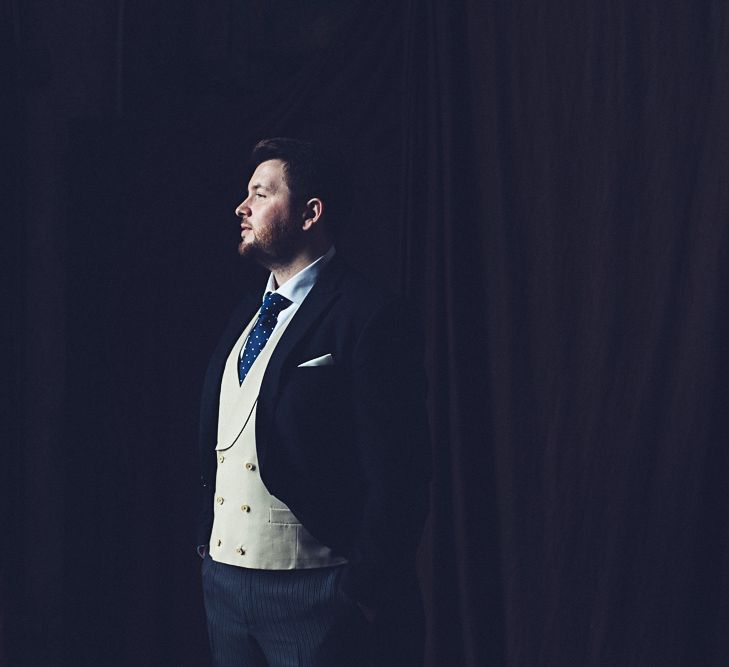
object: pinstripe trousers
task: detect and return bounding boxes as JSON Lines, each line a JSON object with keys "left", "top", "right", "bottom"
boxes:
{"left": 201, "top": 554, "right": 374, "bottom": 666}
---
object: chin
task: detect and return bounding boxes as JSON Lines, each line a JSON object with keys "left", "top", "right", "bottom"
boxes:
{"left": 238, "top": 243, "right": 269, "bottom": 269}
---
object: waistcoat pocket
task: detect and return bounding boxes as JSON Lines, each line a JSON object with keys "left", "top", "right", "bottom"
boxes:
{"left": 269, "top": 507, "right": 302, "bottom": 525}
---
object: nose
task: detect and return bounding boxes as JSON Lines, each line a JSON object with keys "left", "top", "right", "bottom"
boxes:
{"left": 235, "top": 199, "right": 251, "bottom": 218}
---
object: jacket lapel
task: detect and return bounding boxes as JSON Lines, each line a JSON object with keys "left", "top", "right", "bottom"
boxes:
{"left": 258, "top": 255, "right": 346, "bottom": 408}
{"left": 211, "top": 294, "right": 261, "bottom": 381}
{"left": 199, "top": 293, "right": 260, "bottom": 454}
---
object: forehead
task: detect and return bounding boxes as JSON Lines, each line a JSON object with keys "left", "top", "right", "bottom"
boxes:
{"left": 248, "top": 159, "right": 289, "bottom": 190}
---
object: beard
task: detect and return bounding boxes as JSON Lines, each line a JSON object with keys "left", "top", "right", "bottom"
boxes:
{"left": 238, "top": 217, "right": 302, "bottom": 270}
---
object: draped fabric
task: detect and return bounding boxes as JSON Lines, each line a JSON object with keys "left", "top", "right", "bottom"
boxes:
{"left": 407, "top": 3, "right": 729, "bottom": 665}
{"left": 7, "top": 1, "right": 729, "bottom": 665}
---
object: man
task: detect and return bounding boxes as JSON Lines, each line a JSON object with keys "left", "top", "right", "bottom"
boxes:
{"left": 197, "top": 138, "right": 431, "bottom": 666}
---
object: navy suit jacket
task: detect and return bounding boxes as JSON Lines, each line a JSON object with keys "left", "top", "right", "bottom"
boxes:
{"left": 197, "top": 255, "right": 431, "bottom": 606}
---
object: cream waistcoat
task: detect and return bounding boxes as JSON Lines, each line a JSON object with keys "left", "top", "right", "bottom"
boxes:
{"left": 209, "top": 309, "right": 347, "bottom": 569}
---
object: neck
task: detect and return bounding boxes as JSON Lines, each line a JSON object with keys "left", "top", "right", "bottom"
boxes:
{"left": 269, "top": 242, "right": 330, "bottom": 288}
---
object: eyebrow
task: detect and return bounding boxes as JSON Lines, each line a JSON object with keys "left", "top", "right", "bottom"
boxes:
{"left": 250, "top": 183, "right": 274, "bottom": 192}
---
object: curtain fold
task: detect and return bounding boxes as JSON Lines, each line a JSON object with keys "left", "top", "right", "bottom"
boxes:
{"left": 403, "top": 1, "right": 729, "bottom": 664}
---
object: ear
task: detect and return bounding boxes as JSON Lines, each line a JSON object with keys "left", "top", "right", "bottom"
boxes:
{"left": 301, "top": 198, "right": 324, "bottom": 231}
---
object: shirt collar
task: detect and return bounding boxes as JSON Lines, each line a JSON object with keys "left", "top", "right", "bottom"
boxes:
{"left": 263, "top": 246, "right": 336, "bottom": 306}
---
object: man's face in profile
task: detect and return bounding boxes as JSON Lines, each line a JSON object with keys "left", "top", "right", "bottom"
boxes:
{"left": 235, "top": 159, "right": 301, "bottom": 265}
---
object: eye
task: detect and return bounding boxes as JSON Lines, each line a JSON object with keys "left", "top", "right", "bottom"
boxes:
{"left": 255, "top": 193, "right": 266, "bottom": 199}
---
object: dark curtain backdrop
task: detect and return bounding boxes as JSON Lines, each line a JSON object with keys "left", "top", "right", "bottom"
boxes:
{"left": 6, "top": 1, "right": 729, "bottom": 665}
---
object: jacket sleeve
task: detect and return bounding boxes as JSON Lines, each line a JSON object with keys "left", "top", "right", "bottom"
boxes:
{"left": 342, "top": 295, "right": 432, "bottom": 606}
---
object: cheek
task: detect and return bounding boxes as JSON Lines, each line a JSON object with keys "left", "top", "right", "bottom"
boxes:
{"left": 267, "top": 207, "right": 293, "bottom": 233}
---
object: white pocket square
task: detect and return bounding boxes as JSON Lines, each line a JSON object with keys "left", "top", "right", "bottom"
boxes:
{"left": 297, "top": 353, "right": 335, "bottom": 367}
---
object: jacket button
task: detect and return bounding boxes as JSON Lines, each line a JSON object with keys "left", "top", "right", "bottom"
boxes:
{"left": 216, "top": 496, "right": 224, "bottom": 505}
{"left": 245, "top": 462, "right": 256, "bottom": 471}
{"left": 241, "top": 504, "right": 250, "bottom": 513}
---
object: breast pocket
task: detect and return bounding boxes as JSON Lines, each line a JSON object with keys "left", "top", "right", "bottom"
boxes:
{"left": 289, "top": 365, "right": 344, "bottom": 402}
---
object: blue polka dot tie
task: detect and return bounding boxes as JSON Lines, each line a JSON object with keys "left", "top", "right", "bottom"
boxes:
{"left": 238, "top": 291, "right": 292, "bottom": 385}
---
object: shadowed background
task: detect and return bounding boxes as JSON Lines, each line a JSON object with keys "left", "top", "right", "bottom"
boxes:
{"left": 5, "top": 1, "right": 729, "bottom": 665}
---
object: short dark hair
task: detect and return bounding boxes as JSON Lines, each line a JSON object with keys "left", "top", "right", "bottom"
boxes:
{"left": 249, "top": 137, "right": 348, "bottom": 237}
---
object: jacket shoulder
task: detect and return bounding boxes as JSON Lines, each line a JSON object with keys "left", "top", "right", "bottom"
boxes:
{"left": 330, "top": 259, "right": 408, "bottom": 315}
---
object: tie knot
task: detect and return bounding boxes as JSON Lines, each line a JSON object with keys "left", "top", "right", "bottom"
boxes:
{"left": 260, "top": 291, "right": 292, "bottom": 319}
